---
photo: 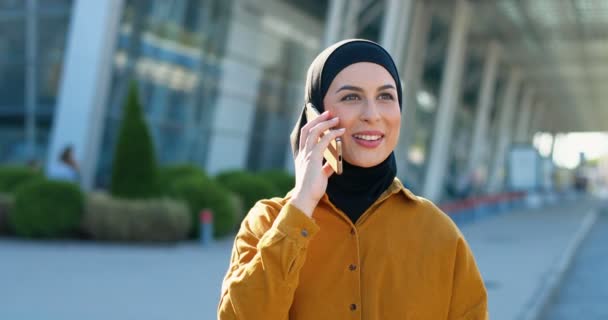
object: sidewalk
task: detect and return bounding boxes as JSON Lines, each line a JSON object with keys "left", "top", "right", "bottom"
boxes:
{"left": 0, "top": 196, "right": 600, "bottom": 320}
{"left": 540, "top": 206, "right": 608, "bottom": 319}
{"left": 0, "top": 237, "right": 235, "bottom": 320}
{"left": 460, "top": 196, "right": 600, "bottom": 320}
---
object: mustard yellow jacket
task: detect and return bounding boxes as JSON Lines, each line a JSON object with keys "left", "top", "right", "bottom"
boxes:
{"left": 218, "top": 179, "right": 488, "bottom": 319}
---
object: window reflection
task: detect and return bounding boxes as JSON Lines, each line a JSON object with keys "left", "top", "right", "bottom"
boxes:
{"left": 0, "top": 0, "right": 72, "bottom": 163}
{"left": 96, "top": 0, "right": 231, "bottom": 187}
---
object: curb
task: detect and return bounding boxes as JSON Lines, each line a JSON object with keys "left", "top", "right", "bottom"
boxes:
{"left": 518, "top": 208, "right": 599, "bottom": 320}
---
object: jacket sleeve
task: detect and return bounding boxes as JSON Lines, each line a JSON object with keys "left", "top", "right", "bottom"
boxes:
{"left": 448, "top": 236, "right": 488, "bottom": 320}
{"left": 217, "top": 201, "right": 320, "bottom": 320}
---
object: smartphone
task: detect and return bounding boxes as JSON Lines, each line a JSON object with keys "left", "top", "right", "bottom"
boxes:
{"left": 305, "top": 103, "right": 343, "bottom": 175}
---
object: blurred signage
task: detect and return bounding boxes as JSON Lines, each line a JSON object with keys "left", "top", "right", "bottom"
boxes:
{"left": 507, "top": 144, "right": 540, "bottom": 191}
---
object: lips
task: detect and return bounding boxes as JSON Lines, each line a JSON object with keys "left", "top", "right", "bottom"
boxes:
{"left": 352, "top": 131, "right": 384, "bottom": 148}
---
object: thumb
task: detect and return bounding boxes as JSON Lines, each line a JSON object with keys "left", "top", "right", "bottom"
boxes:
{"left": 322, "top": 162, "right": 335, "bottom": 178}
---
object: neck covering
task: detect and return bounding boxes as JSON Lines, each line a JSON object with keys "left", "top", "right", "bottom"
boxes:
{"left": 289, "top": 39, "right": 403, "bottom": 223}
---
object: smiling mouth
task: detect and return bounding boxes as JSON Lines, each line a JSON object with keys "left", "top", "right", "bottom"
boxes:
{"left": 352, "top": 134, "right": 383, "bottom": 141}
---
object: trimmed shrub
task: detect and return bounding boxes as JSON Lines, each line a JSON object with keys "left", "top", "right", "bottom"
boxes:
{"left": 216, "top": 170, "right": 279, "bottom": 212}
{"left": 227, "top": 192, "right": 245, "bottom": 230}
{"left": 158, "top": 164, "right": 207, "bottom": 193}
{"left": 0, "top": 193, "right": 14, "bottom": 234}
{"left": 110, "top": 82, "right": 159, "bottom": 199}
{"left": 0, "top": 166, "right": 44, "bottom": 194}
{"left": 257, "top": 170, "right": 295, "bottom": 196}
{"left": 167, "top": 176, "right": 237, "bottom": 238}
{"left": 9, "top": 180, "right": 84, "bottom": 238}
{"left": 82, "top": 192, "right": 191, "bottom": 242}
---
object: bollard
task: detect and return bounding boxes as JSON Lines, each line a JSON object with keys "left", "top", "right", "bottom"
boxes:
{"left": 199, "top": 209, "right": 214, "bottom": 246}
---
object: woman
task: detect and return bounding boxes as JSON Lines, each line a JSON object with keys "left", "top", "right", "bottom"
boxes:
{"left": 48, "top": 145, "right": 80, "bottom": 183}
{"left": 218, "top": 39, "right": 488, "bottom": 319}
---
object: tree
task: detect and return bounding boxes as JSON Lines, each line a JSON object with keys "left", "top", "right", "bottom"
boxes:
{"left": 110, "top": 81, "right": 159, "bottom": 199}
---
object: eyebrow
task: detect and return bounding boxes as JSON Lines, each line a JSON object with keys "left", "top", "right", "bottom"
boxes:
{"left": 336, "top": 84, "right": 396, "bottom": 93}
{"left": 377, "top": 84, "right": 396, "bottom": 91}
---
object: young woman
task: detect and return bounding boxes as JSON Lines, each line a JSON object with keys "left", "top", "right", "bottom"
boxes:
{"left": 218, "top": 39, "right": 488, "bottom": 320}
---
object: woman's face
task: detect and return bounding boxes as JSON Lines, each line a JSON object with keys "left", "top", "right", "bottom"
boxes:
{"left": 323, "top": 62, "right": 401, "bottom": 168}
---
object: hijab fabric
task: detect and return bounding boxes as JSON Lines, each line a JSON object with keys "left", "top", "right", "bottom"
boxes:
{"left": 290, "top": 39, "right": 403, "bottom": 223}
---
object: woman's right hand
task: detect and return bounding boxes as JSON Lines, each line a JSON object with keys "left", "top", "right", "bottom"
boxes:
{"left": 290, "top": 111, "right": 345, "bottom": 217}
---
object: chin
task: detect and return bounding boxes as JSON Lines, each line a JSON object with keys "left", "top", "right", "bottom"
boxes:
{"left": 347, "top": 154, "right": 388, "bottom": 168}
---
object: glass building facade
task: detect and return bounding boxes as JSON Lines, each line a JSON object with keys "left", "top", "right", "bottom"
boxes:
{"left": 0, "top": 0, "right": 72, "bottom": 163}
{"left": 96, "top": 0, "right": 233, "bottom": 186}
{"left": 95, "top": 0, "right": 338, "bottom": 186}
{"left": 1, "top": 0, "right": 547, "bottom": 202}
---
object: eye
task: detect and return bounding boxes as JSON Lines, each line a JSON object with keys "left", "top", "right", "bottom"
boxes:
{"left": 341, "top": 93, "right": 360, "bottom": 101}
{"left": 378, "top": 93, "right": 395, "bottom": 100}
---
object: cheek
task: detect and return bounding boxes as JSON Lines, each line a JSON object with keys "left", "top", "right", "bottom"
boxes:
{"left": 324, "top": 103, "right": 340, "bottom": 119}
{"left": 384, "top": 110, "right": 401, "bottom": 149}
{"left": 327, "top": 106, "right": 355, "bottom": 128}
{"left": 386, "top": 107, "right": 401, "bottom": 134}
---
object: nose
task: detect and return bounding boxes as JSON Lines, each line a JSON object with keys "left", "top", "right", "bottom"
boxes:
{"left": 360, "top": 99, "right": 381, "bottom": 123}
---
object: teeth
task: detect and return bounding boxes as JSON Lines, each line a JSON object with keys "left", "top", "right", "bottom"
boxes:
{"left": 353, "top": 134, "right": 382, "bottom": 141}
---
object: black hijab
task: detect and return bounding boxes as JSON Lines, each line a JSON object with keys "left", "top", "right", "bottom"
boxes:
{"left": 290, "top": 39, "right": 403, "bottom": 223}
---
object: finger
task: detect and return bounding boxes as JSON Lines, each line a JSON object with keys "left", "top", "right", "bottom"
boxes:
{"left": 322, "top": 162, "right": 335, "bottom": 178}
{"left": 312, "top": 127, "right": 346, "bottom": 156}
{"left": 305, "top": 117, "right": 340, "bottom": 151}
{"left": 299, "top": 111, "right": 330, "bottom": 152}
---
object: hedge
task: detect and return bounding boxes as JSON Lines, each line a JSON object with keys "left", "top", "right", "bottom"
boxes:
{"left": 215, "top": 170, "right": 279, "bottom": 214}
{"left": 158, "top": 164, "right": 207, "bottom": 193}
{"left": 9, "top": 180, "right": 84, "bottom": 238}
{"left": 257, "top": 169, "right": 295, "bottom": 196}
{"left": 0, "top": 166, "right": 44, "bottom": 194}
{"left": 0, "top": 193, "right": 13, "bottom": 234}
{"left": 166, "top": 176, "right": 237, "bottom": 238}
{"left": 83, "top": 192, "right": 191, "bottom": 242}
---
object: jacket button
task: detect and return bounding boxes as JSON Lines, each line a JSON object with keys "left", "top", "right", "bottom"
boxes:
{"left": 349, "top": 264, "right": 357, "bottom": 271}
{"left": 301, "top": 229, "right": 308, "bottom": 237}
{"left": 350, "top": 228, "right": 356, "bottom": 235}
{"left": 350, "top": 303, "right": 357, "bottom": 311}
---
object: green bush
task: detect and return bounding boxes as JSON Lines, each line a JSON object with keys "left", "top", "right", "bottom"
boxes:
{"left": 82, "top": 192, "right": 191, "bottom": 242}
{"left": 257, "top": 170, "right": 295, "bottom": 196}
{"left": 0, "top": 166, "right": 44, "bottom": 194}
{"left": 0, "top": 193, "right": 14, "bottom": 234}
{"left": 9, "top": 180, "right": 84, "bottom": 238}
{"left": 110, "top": 82, "right": 159, "bottom": 199}
{"left": 158, "top": 164, "right": 207, "bottom": 193}
{"left": 167, "top": 176, "right": 237, "bottom": 238}
{"left": 227, "top": 192, "right": 245, "bottom": 230}
{"left": 215, "top": 170, "right": 279, "bottom": 212}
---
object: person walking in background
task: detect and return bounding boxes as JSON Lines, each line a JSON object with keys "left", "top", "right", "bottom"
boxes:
{"left": 47, "top": 145, "right": 80, "bottom": 183}
{"left": 218, "top": 39, "right": 487, "bottom": 319}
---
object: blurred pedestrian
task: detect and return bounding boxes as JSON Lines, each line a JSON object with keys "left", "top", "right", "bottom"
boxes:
{"left": 48, "top": 145, "right": 80, "bottom": 183}
{"left": 218, "top": 39, "right": 487, "bottom": 319}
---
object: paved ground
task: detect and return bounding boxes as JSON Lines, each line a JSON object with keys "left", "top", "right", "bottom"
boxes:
{"left": 0, "top": 195, "right": 602, "bottom": 320}
{"left": 0, "top": 237, "right": 234, "bottom": 320}
{"left": 541, "top": 207, "right": 608, "bottom": 320}
{"left": 458, "top": 196, "right": 600, "bottom": 320}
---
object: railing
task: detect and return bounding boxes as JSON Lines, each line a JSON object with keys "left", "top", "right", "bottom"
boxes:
{"left": 439, "top": 191, "right": 528, "bottom": 225}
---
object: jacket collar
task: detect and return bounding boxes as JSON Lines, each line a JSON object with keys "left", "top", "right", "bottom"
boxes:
{"left": 285, "top": 178, "right": 419, "bottom": 210}
{"left": 393, "top": 178, "right": 419, "bottom": 202}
